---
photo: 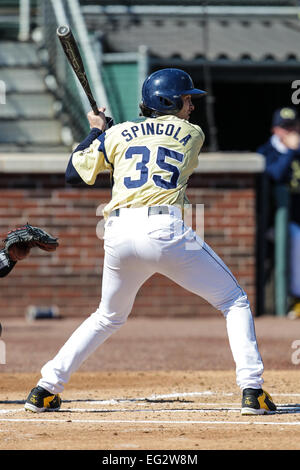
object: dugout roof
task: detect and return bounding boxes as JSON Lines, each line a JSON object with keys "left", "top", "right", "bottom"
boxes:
{"left": 82, "top": 6, "right": 300, "bottom": 63}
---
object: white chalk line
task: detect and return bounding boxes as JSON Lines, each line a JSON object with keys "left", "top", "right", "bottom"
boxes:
{"left": 79, "top": 392, "right": 232, "bottom": 405}
{"left": 0, "top": 407, "right": 242, "bottom": 414}
{"left": 0, "top": 404, "right": 299, "bottom": 417}
{"left": 1, "top": 391, "right": 299, "bottom": 409}
{"left": 77, "top": 392, "right": 300, "bottom": 404}
{"left": 1, "top": 417, "right": 300, "bottom": 426}
{"left": 0, "top": 390, "right": 299, "bottom": 424}
{"left": 37, "top": 405, "right": 300, "bottom": 414}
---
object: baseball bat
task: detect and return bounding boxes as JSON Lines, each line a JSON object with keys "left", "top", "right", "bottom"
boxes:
{"left": 56, "top": 24, "right": 100, "bottom": 115}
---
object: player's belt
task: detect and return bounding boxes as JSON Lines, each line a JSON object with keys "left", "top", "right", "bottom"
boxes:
{"left": 110, "top": 206, "right": 170, "bottom": 217}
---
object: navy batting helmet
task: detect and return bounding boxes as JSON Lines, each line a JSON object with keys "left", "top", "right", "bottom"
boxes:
{"left": 141, "top": 68, "right": 206, "bottom": 115}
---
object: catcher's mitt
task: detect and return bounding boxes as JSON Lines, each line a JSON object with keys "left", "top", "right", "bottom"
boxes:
{"left": 3, "top": 223, "right": 59, "bottom": 262}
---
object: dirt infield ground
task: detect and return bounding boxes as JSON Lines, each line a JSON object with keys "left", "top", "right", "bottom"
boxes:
{"left": 0, "top": 315, "right": 300, "bottom": 452}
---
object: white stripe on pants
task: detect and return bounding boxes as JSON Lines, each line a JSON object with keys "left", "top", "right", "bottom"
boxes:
{"left": 38, "top": 206, "right": 264, "bottom": 394}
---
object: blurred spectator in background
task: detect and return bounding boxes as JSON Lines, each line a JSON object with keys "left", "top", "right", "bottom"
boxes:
{"left": 257, "top": 107, "right": 300, "bottom": 318}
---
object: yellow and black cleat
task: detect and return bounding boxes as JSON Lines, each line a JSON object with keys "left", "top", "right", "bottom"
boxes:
{"left": 241, "top": 388, "right": 276, "bottom": 415}
{"left": 24, "top": 386, "right": 61, "bottom": 413}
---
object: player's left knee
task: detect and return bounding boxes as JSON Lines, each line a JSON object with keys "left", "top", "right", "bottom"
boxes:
{"left": 91, "top": 308, "right": 127, "bottom": 332}
{"left": 218, "top": 291, "right": 250, "bottom": 317}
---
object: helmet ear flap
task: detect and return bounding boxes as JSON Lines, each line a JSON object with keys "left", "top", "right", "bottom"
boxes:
{"left": 158, "top": 96, "right": 183, "bottom": 113}
{"left": 158, "top": 96, "right": 172, "bottom": 107}
{"left": 140, "top": 97, "right": 183, "bottom": 117}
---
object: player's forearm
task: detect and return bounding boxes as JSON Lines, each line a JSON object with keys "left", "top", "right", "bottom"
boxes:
{"left": 65, "top": 128, "right": 103, "bottom": 185}
{"left": 74, "top": 128, "right": 103, "bottom": 153}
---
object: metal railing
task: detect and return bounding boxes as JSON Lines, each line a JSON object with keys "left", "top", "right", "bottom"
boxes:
{"left": 81, "top": 2, "right": 300, "bottom": 17}
{"left": 40, "top": 0, "right": 112, "bottom": 141}
{"left": 18, "top": 0, "right": 31, "bottom": 41}
{"left": 0, "top": 0, "right": 37, "bottom": 41}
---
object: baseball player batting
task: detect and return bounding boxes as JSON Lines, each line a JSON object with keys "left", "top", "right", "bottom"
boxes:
{"left": 25, "top": 68, "right": 276, "bottom": 416}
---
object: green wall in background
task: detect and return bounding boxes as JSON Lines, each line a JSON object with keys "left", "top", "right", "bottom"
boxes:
{"left": 102, "top": 62, "right": 140, "bottom": 124}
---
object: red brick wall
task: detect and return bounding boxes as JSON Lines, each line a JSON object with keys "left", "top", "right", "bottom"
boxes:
{"left": 0, "top": 173, "right": 257, "bottom": 318}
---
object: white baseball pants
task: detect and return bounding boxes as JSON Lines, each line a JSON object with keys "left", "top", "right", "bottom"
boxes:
{"left": 38, "top": 205, "right": 264, "bottom": 394}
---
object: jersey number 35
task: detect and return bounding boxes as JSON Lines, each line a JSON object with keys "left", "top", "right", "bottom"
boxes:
{"left": 124, "top": 145, "right": 184, "bottom": 190}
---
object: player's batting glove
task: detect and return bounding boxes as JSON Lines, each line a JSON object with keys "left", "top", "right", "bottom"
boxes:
{"left": 106, "top": 116, "right": 114, "bottom": 129}
{"left": 3, "top": 223, "right": 59, "bottom": 262}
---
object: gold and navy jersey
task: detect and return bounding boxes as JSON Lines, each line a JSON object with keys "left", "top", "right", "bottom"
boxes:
{"left": 71, "top": 115, "right": 204, "bottom": 218}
